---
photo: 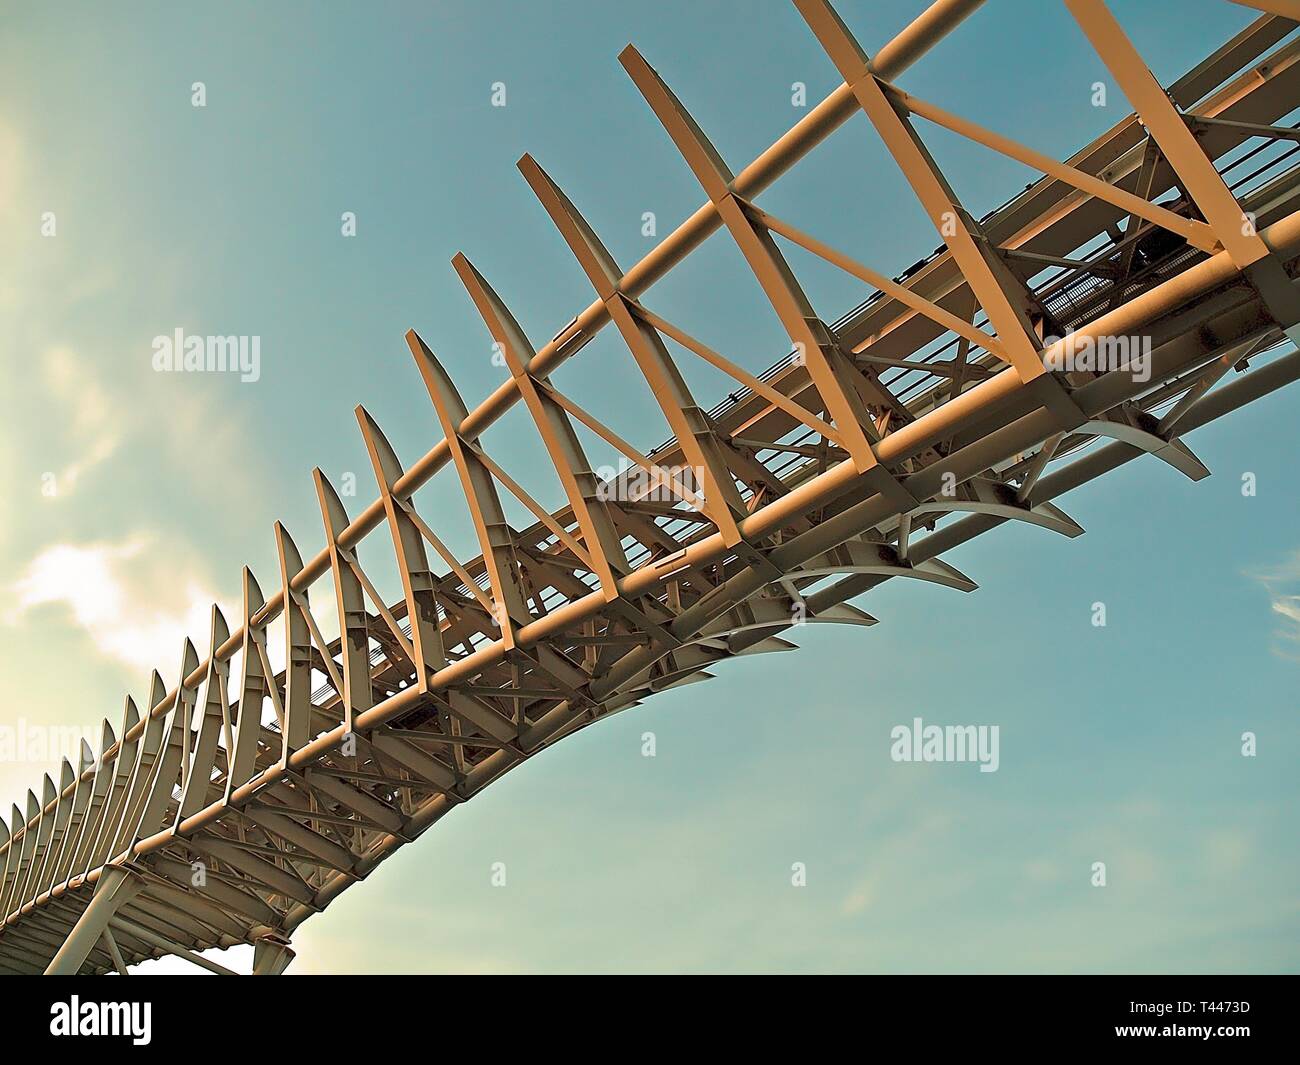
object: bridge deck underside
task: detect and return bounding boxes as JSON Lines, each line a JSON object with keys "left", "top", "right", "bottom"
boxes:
{"left": 3, "top": 0, "right": 1299, "bottom": 975}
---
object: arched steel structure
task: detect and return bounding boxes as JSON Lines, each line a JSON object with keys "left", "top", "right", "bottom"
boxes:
{"left": 4, "top": 0, "right": 1300, "bottom": 975}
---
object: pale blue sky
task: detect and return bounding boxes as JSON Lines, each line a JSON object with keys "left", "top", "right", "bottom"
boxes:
{"left": 0, "top": 0, "right": 1296, "bottom": 973}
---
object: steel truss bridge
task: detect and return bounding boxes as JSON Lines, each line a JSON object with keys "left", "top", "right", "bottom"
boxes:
{"left": 3, "top": 0, "right": 1300, "bottom": 975}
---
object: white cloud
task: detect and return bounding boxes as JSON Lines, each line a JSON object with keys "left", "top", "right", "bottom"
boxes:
{"left": 8, "top": 537, "right": 221, "bottom": 676}
{"left": 0, "top": 117, "right": 21, "bottom": 228}
{"left": 39, "top": 345, "right": 121, "bottom": 494}
{"left": 1271, "top": 596, "right": 1300, "bottom": 626}
{"left": 1251, "top": 550, "right": 1300, "bottom": 659}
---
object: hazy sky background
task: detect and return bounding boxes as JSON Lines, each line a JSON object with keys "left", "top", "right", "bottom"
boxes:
{"left": 1, "top": 0, "right": 1296, "bottom": 973}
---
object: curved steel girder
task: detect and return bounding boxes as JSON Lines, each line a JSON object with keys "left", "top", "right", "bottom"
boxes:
{"left": 791, "top": 539, "right": 977, "bottom": 593}
{"left": 912, "top": 480, "right": 1085, "bottom": 538}
{"left": 632, "top": 633, "right": 799, "bottom": 695}
{"left": 639, "top": 596, "right": 878, "bottom": 681}
{"left": 647, "top": 667, "right": 717, "bottom": 693}
{"left": 1078, "top": 415, "right": 1211, "bottom": 481}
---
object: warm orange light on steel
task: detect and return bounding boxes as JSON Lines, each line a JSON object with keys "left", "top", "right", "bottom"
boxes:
{"left": 1065, "top": 0, "right": 1271, "bottom": 268}
{"left": 6, "top": 0, "right": 1300, "bottom": 976}
{"left": 793, "top": 0, "right": 1048, "bottom": 383}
